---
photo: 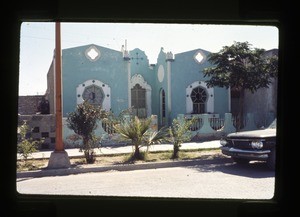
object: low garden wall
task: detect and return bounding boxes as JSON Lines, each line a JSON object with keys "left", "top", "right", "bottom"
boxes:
{"left": 18, "top": 112, "right": 275, "bottom": 149}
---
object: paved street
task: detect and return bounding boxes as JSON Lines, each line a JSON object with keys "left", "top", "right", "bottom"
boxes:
{"left": 16, "top": 139, "right": 275, "bottom": 199}
{"left": 17, "top": 157, "right": 275, "bottom": 199}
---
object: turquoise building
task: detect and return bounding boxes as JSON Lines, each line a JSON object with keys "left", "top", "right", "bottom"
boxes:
{"left": 46, "top": 43, "right": 230, "bottom": 127}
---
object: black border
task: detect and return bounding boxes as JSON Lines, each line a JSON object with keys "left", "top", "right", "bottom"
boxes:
{"left": 3, "top": 0, "right": 295, "bottom": 216}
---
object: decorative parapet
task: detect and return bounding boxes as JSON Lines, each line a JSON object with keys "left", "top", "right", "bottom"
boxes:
{"left": 166, "top": 52, "right": 174, "bottom": 62}
{"left": 123, "top": 50, "right": 131, "bottom": 61}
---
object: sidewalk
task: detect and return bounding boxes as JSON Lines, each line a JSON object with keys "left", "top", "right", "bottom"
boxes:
{"left": 18, "top": 140, "right": 221, "bottom": 160}
{"left": 17, "top": 140, "right": 223, "bottom": 179}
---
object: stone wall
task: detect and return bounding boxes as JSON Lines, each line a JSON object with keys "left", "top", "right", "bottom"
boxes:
{"left": 18, "top": 95, "right": 44, "bottom": 115}
{"left": 18, "top": 114, "right": 56, "bottom": 149}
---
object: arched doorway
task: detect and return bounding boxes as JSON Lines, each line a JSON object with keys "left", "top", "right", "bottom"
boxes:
{"left": 131, "top": 84, "right": 146, "bottom": 118}
{"left": 130, "top": 74, "right": 152, "bottom": 118}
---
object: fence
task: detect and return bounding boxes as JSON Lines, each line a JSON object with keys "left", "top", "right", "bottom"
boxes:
{"left": 181, "top": 112, "right": 275, "bottom": 140}
{"left": 19, "top": 112, "right": 275, "bottom": 149}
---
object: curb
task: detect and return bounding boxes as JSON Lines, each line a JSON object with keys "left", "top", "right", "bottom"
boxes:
{"left": 17, "top": 157, "right": 231, "bottom": 179}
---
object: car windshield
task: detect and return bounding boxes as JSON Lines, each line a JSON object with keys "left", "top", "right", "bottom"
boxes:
{"left": 268, "top": 119, "right": 277, "bottom": 129}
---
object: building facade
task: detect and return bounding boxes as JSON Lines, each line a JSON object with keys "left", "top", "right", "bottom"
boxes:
{"left": 18, "top": 44, "right": 277, "bottom": 149}
{"left": 46, "top": 44, "right": 230, "bottom": 127}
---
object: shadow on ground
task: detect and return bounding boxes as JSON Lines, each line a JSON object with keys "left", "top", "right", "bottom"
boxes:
{"left": 188, "top": 159, "right": 275, "bottom": 178}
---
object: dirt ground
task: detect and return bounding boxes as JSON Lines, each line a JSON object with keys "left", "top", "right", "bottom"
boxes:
{"left": 17, "top": 149, "right": 224, "bottom": 172}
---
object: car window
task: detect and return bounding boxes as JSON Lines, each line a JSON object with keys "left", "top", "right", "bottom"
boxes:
{"left": 268, "top": 119, "right": 276, "bottom": 129}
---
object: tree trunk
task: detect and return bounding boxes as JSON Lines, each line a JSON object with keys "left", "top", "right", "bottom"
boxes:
{"left": 84, "top": 150, "right": 95, "bottom": 164}
{"left": 172, "top": 143, "right": 180, "bottom": 159}
{"left": 133, "top": 143, "right": 141, "bottom": 160}
{"left": 83, "top": 137, "right": 95, "bottom": 164}
{"left": 237, "top": 89, "right": 245, "bottom": 131}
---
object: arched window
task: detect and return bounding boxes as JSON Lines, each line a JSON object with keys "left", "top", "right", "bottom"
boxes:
{"left": 76, "top": 79, "right": 111, "bottom": 112}
{"left": 82, "top": 84, "right": 104, "bottom": 106}
{"left": 191, "top": 86, "right": 207, "bottom": 114}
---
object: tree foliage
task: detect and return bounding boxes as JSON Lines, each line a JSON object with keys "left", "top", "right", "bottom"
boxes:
{"left": 166, "top": 117, "right": 195, "bottom": 159}
{"left": 113, "top": 115, "right": 168, "bottom": 161}
{"left": 66, "top": 101, "right": 108, "bottom": 163}
{"left": 203, "top": 41, "right": 278, "bottom": 130}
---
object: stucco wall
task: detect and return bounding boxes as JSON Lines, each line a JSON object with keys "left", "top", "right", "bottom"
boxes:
{"left": 244, "top": 77, "right": 277, "bottom": 127}
{"left": 62, "top": 44, "right": 129, "bottom": 116}
{"left": 170, "top": 49, "right": 229, "bottom": 120}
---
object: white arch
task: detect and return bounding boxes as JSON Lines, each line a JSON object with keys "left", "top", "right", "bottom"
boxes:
{"left": 76, "top": 79, "right": 111, "bottom": 111}
{"left": 186, "top": 81, "right": 214, "bottom": 114}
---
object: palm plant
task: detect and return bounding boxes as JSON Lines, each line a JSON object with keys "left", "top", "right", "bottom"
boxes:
{"left": 167, "top": 117, "right": 195, "bottom": 159}
{"left": 114, "top": 115, "right": 168, "bottom": 161}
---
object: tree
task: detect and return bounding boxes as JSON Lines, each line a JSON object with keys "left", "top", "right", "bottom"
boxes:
{"left": 113, "top": 115, "right": 168, "bottom": 161}
{"left": 37, "top": 97, "right": 50, "bottom": 114}
{"left": 66, "top": 101, "right": 108, "bottom": 163}
{"left": 17, "top": 121, "right": 44, "bottom": 161}
{"left": 203, "top": 41, "right": 278, "bottom": 131}
{"left": 167, "top": 117, "right": 195, "bottom": 159}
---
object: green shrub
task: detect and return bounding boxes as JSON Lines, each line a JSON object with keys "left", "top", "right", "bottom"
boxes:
{"left": 66, "top": 101, "right": 108, "bottom": 163}
{"left": 17, "top": 121, "right": 44, "bottom": 161}
{"left": 167, "top": 117, "right": 196, "bottom": 159}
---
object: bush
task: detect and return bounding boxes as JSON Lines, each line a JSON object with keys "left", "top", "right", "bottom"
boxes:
{"left": 17, "top": 121, "right": 44, "bottom": 161}
{"left": 66, "top": 101, "right": 108, "bottom": 163}
{"left": 167, "top": 117, "right": 195, "bottom": 159}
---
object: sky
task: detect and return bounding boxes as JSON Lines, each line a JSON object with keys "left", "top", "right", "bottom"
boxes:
{"left": 19, "top": 22, "right": 279, "bottom": 96}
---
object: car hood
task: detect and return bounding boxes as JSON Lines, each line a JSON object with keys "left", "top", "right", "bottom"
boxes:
{"left": 227, "top": 128, "right": 276, "bottom": 138}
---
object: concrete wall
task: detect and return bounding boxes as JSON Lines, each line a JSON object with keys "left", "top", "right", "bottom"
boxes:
{"left": 170, "top": 49, "right": 229, "bottom": 121}
{"left": 244, "top": 77, "right": 277, "bottom": 127}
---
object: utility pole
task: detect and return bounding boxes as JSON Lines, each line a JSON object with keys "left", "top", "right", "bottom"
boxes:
{"left": 47, "top": 22, "right": 70, "bottom": 169}
{"left": 54, "top": 21, "right": 64, "bottom": 152}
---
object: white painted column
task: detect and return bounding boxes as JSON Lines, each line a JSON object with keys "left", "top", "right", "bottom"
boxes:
{"left": 146, "top": 90, "right": 152, "bottom": 117}
{"left": 167, "top": 60, "right": 172, "bottom": 124}
{"left": 122, "top": 41, "right": 131, "bottom": 109}
{"left": 127, "top": 61, "right": 131, "bottom": 108}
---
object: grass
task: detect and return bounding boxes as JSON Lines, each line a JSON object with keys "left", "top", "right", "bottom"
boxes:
{"left": 17, "top": 148, "right": 224, "bottom": 172}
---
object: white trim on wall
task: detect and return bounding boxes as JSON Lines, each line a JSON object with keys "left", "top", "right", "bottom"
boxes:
{"left": 186, "top": 81, "right": 214, "bottom": 114}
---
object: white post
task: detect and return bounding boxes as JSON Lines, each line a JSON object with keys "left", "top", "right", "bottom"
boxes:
{"left": 167, "top": 60, "right": 172, "bottom": 125}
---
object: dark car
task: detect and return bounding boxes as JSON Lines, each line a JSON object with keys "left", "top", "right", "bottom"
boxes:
{"left": 220, "top": 119, "right": 276, "bottom": 170}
